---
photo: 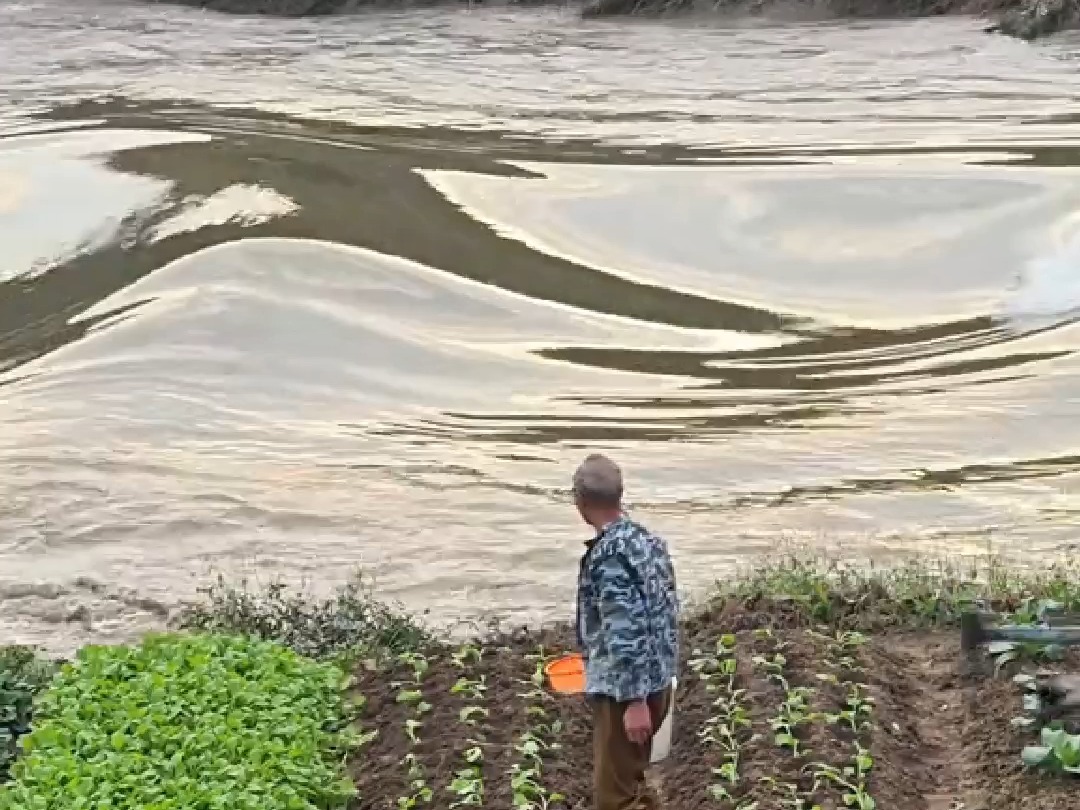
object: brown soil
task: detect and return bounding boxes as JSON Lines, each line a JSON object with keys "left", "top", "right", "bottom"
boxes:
{"left": 348, "top": 604, "right": 1080, "bottom": 810}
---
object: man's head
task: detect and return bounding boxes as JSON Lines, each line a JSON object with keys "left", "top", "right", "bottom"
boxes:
{"left": 572, "top": 453, "right": 624, "bottom": 529}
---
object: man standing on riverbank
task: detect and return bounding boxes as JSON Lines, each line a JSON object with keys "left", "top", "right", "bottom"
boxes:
{"left": 573, "top": 454, "right": 679, "bottom": 810}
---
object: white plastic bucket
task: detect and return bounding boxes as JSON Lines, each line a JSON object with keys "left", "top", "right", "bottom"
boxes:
{"left": 649, "top": 676, "right": 677, "bottom": 764}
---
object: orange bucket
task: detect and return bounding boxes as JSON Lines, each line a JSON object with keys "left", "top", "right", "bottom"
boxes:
{"left": 544, "top": 653, "right": 586, "bottom": 694}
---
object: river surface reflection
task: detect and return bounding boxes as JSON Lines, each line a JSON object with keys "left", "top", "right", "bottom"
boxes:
{"left": 3, "top": 1, "right": 1080, "bottom": 653}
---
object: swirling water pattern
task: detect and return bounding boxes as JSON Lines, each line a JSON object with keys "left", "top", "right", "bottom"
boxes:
{"left": 3, "top": 0, "right": 1080, "bottom": 653}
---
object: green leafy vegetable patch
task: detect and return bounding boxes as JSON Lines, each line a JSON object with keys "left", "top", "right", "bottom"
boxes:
{"left": 0, "top": 633, "right": 356, "bottom": 810}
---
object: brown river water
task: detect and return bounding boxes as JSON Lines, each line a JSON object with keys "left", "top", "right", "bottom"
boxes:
{"left": 4, "top": 0, "right": 1080, "bottom": 655}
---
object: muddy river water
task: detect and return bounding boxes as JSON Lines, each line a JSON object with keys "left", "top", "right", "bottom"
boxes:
{"left": 4, "top": 0, "right": 1080, "bottom": 654}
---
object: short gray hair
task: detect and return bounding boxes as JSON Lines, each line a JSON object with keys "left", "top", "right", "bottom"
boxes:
{"left": 572, "top": 453, "right": 623, "bottom": 507}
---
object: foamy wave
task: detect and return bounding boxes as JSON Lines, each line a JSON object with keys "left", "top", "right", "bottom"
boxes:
{"left": 1003, "top": 215, "right": 1080, "bottom": 323}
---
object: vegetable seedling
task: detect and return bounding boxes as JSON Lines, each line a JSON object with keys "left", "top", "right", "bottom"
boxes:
{"left": 694, "top": 634, "right": 755, "bottom": 801}
{"left": 397, "top": 689, "right": 424, "bottom": 705}
{"left": 451, "top": 644, "right": 483, "bottom": 669}
{"left": 460, "top": 705, "right": 488, "bottom": 726}
{"left": 341, "top": 725, "right": 379, "bottom": 752}
{"left": 753, "top": 653, "right": 789, "bottom": 690}
{"left": 398, "top": 651, "right": 431, "bottom": 683}
{"left": 759, "top": 776, "right": 821, "bottom": 810}
{"left": 445, "top": 645, "right": 487, "bottom": 808}
{"left": 509, "top": 645, "right": 569, "bottom": 809}
{"left": 811, "top": 745, "right": 875, "bottom": 810}
{"left": 449, "top": 761, "right": 484, "bottom": 807}
{"left": 405, "top": 718, "right": 423, "bottom": 745}
{"left": 452, "top": 675, "right": 488, "bottom": 702}
{"left": 826, "top": 684, "right": 875, "bottom": 733}
{"left": 403, "top": 752, "right": 424, "bottom": 779}
{"left": 398, "top": 780, "right": 434, "bottom": 810}
{"left": 1021, "top": 727, "right": 1080, "bottom": 773}
{"left": 770, "top": 686, "right": 816, "bottom": 757}
{"left": 833, "top": 631, "right": 867, "bottom": 652}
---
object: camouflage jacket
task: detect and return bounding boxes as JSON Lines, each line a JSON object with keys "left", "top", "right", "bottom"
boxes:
{"left": 575, "top": 515, "right": 679, "bottom": 703}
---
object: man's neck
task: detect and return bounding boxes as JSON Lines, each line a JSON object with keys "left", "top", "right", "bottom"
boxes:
{"left": 589, "top": 509, "right": 624, "bottom": 533}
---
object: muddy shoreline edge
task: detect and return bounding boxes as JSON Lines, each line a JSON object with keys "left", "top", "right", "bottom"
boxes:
{"left": 145, "top": 0, "right": 1080, "bottom": 42}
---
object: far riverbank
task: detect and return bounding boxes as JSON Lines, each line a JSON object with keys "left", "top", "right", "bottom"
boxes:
{"left": 148, "top": 0, "right": 1080, "bottom": 41}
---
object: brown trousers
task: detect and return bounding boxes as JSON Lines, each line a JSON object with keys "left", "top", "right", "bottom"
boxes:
{"left": 592, "top": 688, "right": 671, "bottom": 810}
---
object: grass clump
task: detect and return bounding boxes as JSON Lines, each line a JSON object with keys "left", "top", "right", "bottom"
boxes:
{"left": 0, "top": 647, "right": 56, "bottom": 783}
{"left": 725, "top": 553, "right": 1080, "bottom": 629}
{"left": 0, "top": 633, "right": 357, "bottom": 810}
{"left": 178, "top": 574, "right": 433, "bottom": 662}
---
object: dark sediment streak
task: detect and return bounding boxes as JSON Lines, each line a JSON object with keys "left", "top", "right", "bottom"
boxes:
{"left": 144, "top": 0, "right": 1080, "bottom": 40}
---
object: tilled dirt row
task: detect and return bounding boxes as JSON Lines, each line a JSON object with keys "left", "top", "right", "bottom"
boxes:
{"left": 901, "top": 635, "right": 1079, "bottom": 810}
{"left": 663, "top": 620, "right": 929, "bottom": 810}
{"left": 350, "top": 626, "right": 594, "bottom": 810}
{"left": 347, "top": 605, "right": 1079, "bottom": 810}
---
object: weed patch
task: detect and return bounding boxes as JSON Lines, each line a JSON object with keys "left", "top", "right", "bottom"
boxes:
{"left": 728, "top": 554, "right": 1080, "bottom": 630}
{"left": 177, "top": 575, "right": 433, "bottom": 662}
{"left": 0, "top": 647, "right": 56, "bottom": 784}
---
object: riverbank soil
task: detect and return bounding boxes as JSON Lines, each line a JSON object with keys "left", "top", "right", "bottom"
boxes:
{"left": 348, "top": 603, "right": 1078, "bottom": 809}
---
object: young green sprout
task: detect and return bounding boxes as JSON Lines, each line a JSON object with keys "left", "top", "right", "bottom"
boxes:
{"left": 509, "top": 646, "right": 567, "bottom": 809}
{"left": 398, "top": 651, "right": 431, "bottom": 684}
{"left": 397, "top": 754, "right": 432, "bottom": 809}
{"left": 445, "top": 645, "right": 487, "bottom": 809}
{"left": 451, "top": 643, "right": 483, "bottom": 669}
{"left": 759, "top": 775, "right": 821, "bottom": 810}
{"left": 770, "top": 686, "right": 816, "bottom": 757}
{"left": 397, "top": 688, "right": 424, "bottom": 705}
{"left": 449, "top": 741, "right": 485, "bottom": 808}
{"left": 810, "top": 744, "right": 875, "bottom": 810}
{"left": 451, "top": 675, "right": 488, "bottom": 702}
{"left": 459, "top": 705, "right": 488, "bottom": 726}
{"left": 825, "top": 684, "right": 874, "bottom": 733}
{"left": 694, "top": 633, "right": 755, "bottom": 803}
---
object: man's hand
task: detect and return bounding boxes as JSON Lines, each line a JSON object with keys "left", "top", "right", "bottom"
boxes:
{"left": 623, "top": 699, "right": 653, "bottom": 745}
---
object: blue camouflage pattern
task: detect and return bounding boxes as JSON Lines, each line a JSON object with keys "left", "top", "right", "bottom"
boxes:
{"left": 575, "top": 515, "right": 679, "bottom": 703}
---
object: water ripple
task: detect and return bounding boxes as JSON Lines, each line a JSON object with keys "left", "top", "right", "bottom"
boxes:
{"left": 2, "top": 1, "right": 1080, "bottom": 653}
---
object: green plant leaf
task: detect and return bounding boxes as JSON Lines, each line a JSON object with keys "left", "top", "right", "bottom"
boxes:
{"left": 1041, "top": 644, "right": 1066, "bottom": 662}
{"left": 1, "top": 634, "right": 355, "bottom": 809}
{"left": 1041, "top": 727, "right": 1070, "bottom": 749}
{"left": 707, "top": 785, "right": 733, "bottom": 801}
{"left": 993, "top": 650, "right": 1019, "bottom": 676}
{"left": 1054, "top": 737, "right": 1080, "bottom": 767}
{"left": 1013, "top": 673, "right": 1036, "bottom": 689}
{"left": 1021, "top": 745, "right": 1052, "bottom": 767}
